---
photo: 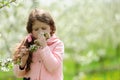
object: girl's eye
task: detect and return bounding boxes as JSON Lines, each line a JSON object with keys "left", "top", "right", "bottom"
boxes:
{"left": 42, "top": 27, "right": 46, "bottom": 30}
{"left": 34, "top": 28, "right": 39, "bottom": 31}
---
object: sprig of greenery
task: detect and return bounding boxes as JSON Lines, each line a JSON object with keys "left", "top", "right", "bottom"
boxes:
{"left": 0, "top": 43, "right": 40, "bottom": 70}
{"left": 0, "top": 58, "right": 13, "bottom": 71}
{"left": 0, "top": 0, "right": 16, "bottom": 9}
{"left": 29, "top": 44, "right": 39, "bottom": 53}
{"left": 28, "top": 33, "right": 50, "bottom": 52}
{"left": 14, "top": 44, "right": 40, "bottom": 65}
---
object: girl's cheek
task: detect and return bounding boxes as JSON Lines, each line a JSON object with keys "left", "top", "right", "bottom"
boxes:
{"left": 34, "top": 33, "right": 38, "bottom": 38}
{"left": 32, "top": 32, "right": 37, "bottom": 38}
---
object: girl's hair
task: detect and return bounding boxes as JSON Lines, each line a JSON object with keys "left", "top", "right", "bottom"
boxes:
{"left": 26, "top": 8, "right": 56, "bottom": 36}
{"left": 24, "top": 35, "right": 35, "bottom": 72}
{"left": 25, "top": 9, "right": 56, "bottom": 72}
{"left": 13, "top": 36, "right": 36, "bottom": 72}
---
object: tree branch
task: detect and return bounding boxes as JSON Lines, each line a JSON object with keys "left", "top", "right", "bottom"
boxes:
{"left": 0, "top": 0, "right": 16, "bottom": 9}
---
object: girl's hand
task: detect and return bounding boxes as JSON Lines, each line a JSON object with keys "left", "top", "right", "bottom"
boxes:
{"left": 19, "top": 46, "right": 29, "bottom": 67}
{"left": 35, "top": 32, "right": 48, "bottom": 48}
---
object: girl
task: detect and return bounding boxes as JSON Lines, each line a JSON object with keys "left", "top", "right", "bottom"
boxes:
{"left": 13, "top": 8, "right": 64, "bottom": 80}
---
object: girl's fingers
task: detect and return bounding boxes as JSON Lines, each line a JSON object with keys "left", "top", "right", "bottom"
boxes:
{"left": 19, "top": 46, "right": 28, "bottom": 51}
{"left": 16, "top": 54, "right": 21, "bottom": 58}
{"left": 20, "top": 46, "right": 26, "bottom": 49}
{"left": 17, "top": 38, "right": 26, "bottom": 49}
{"left": 19, "top": 51, "right": 29, "bottom": 58}
{"left": 18, "top": 46, "right": 29, "bottom": 57}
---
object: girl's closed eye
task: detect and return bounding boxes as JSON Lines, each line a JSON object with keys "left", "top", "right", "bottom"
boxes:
{"left": 34, "top": 28, "right": 39, "bottom": 31}
{"left": 41, "top": 27, "right": 46, "bottom": 30}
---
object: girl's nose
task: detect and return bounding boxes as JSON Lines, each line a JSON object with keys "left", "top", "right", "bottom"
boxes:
{"left": 38, "top": 29, "right": 44, "bottom": 35}
{"left": 38, "top": 28, "right": 42, "bottom": 32}
{"left": 37, "top": 29, "right": 41, "bottom": 33}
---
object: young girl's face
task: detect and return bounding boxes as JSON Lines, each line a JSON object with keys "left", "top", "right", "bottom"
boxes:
{"left": 32, "top": 20, "right": 51, "bottom": 39}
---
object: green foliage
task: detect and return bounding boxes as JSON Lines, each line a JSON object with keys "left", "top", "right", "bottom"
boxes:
{"left": 0, "top": 58, "right": 13, "bottom": 71}
{"left": 0, "top": 71, "right": 22, "bottom": 80}
{"left": 0, "top": 0, "right": 16, "bottom": 9}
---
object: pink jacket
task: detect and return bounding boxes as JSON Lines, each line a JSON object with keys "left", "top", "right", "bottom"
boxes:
{"left": 13, "top": 34, "right": 64, "bottom": 80}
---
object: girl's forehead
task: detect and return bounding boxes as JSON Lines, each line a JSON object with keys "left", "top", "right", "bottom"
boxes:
{"left": 32, "top": 20, "right": 49, "bottom": 28}
{"left": 33, "top": 20, "right": 45, "bottom": 26}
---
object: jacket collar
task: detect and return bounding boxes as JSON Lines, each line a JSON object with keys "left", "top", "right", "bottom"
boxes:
{"left": 47, "top": 34, "right": 58, "bottom": 46}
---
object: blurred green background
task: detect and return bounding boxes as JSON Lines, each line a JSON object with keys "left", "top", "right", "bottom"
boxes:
{"left": 0, "top": 0, "right": 120, "bottom": 80}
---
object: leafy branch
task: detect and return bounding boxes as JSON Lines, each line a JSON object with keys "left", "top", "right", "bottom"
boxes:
{"left": 0, "top": 58, "right": 13, "bottom": 71}
{"left": 0, "top": 0, "right": 16, "bottom": 9}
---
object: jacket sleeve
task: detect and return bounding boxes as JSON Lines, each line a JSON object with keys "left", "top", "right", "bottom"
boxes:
{"left": 38, "top": 41, "right": 64, "bottom": 73}
{"left": 13, "top": 65, "right": 26, "bottom": 78}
